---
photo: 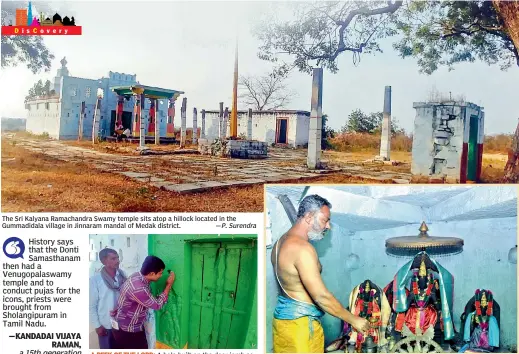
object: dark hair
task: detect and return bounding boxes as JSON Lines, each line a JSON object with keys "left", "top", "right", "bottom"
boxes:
{"left": 140, "top": 255, "right": 166, "bottom": 275}
{"left": 99, "top": 248, "right": 118, "bottom": 262}
{"left": 297, "top": 194, "right": 332, "bottom": 219}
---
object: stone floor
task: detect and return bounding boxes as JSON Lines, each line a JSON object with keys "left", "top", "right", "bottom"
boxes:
{"left": 3, "top": 135, "right": 412, "bottom": 193}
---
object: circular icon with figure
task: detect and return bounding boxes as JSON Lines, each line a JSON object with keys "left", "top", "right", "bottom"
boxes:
{"left": 3, "top": 237, "right": 25, "bottom": 259}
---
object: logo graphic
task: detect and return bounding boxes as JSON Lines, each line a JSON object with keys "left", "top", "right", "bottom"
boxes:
{"left": 3, "top": 237, "right": 25, "bottom": 259}
{"left": 1, "top": 1, "right": 82, "bottom": 36}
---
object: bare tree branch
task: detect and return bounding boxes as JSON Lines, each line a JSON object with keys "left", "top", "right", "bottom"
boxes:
{"left": 308, "top": 0, "right": 403, "bottom": 61}
{"left": 238, "top": 69, "right": 296, "bottom": 111}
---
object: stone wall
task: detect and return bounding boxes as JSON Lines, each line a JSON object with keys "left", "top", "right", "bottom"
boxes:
{"left": 26, "top": 97, "right": 62, "bottom": 138}
{"left": 198, "top": 138, "right": 267, "bottom": 159}
{"left": 411, "top": 102, "right": 484, "bottom": 180}
{"left": 224, "top": 140, "right": 268, "bottom": 159}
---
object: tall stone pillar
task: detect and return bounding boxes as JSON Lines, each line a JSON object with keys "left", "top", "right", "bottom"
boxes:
{"left": 180, "top": 97, "right": 187, "bottom": 148}
{"left": 92, "top": 95, "right": 102, "bottom": 144}
{"left": 201, "top": 109, "right": 206, "bottom": 139}
{"left": 167, "top": 99, "right": 175, "bottom": 137}
{"left": 154, "top": 99, "right": 160, "bottom": 145}
{"left": 230, "top": 38, "right": 239, "bottom": 138}
{"left": 193, "top": 108, "right": 198, "bottom": 145}
{"left": 223, "top": 107, "right": 229, "bottom": 138}
{"left": 247, "top": 108, "right": 253, "bottom": 140}
{"left": 219, "top": 102, "right": 224, "bottom": 139}
{"left": 307, "top": 68, "right": 323, "bottom": 169}
{"left": 379, "top": 86, "right": 392, "bottom": 161}
{"left": 138, "top": 93, "right": 147, "bottom": 150}
{"left": 78, "top": 101, "right": 85, "bottom": 140}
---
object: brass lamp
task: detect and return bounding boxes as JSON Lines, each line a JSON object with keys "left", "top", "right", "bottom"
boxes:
{"left": 385, "top": 222, "right": 464, "bottom": 257}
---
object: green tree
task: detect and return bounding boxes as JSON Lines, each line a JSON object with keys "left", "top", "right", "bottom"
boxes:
{"left": 255, "top": 1, "right": 403, "bottom": 74}
{"left": 254, "top": 1, "right": 518, "bottom": 75}
{"left": 342, "top": 110, "right": 382, "bottom": 133}
{"left": 393, "top": 1, "right": 518, "bottom": 74}
{"left": 342, "top": 109, "right": 403, "bottom": 134}
{"left": 1, "top": 1, "right": 55, "bottom": 73}
{"left": 25, "top": 79, "right": 52, "bottom": 102}
{"left": 321, "top": 114, "right": 336, "bottom": 149}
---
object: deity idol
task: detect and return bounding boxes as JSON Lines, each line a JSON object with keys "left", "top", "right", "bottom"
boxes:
{"left": 460, "top": 289, "right": 500, "bottom": 353}
{"left": 325, "top": 280, "right": 391, "bottom": 353}
{"left": 384, "top": 252, "right": 455, "bottom": 350}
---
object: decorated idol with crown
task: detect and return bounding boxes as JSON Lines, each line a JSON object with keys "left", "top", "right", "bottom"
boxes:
{"left": 460, "top": 289, "right": 500, "bottom": 352}
{"left": 384, "top": 252, "right": 455, "bottom": 350}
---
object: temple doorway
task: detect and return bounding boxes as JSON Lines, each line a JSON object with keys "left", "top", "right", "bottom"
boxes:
{"left": 276, "top": 118, "right": 288, "bottom": 144}
{"left": 110, "top": 110, "right": 132, "bottom": 135}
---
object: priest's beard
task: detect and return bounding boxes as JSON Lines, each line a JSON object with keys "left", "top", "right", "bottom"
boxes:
{"left": 308, "top": 216, "right": 326, "bottom": 241}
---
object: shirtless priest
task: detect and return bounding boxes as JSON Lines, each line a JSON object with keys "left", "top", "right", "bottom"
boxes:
{"left": 271, "top": 194, "right": 370, "bottom": 353}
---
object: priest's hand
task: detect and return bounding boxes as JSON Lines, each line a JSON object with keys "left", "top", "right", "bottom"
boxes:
{"left": 351, "top": 316, "right": 370, "bottom": 334}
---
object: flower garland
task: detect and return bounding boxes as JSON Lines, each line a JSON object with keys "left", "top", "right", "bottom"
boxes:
{"left": 474, "top": 289, "right": 493, "bottom": 326}
{"left": 357, "top": 284, "right": 376, "bottom": 318}
{"left": 355, "top": 284, "right": 378, "bottom": 351}
{"left": 412, "top": 272, "right": 434, "bottom": 308}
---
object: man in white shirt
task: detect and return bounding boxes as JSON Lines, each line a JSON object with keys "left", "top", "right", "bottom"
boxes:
{"left": 89, "top": 248, "right": 127, "bottom": 349}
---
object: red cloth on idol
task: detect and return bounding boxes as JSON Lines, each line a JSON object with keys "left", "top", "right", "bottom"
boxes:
{"left": 402, "top": 304, "right": 438, "bottom": 335}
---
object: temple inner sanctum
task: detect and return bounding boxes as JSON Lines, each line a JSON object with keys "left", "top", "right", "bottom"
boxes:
{"left": 265, "top": 185, "right": 517, "bottom": 353}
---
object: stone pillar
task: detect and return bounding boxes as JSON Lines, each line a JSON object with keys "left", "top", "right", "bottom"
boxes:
{"left": 180, "top": 97, "right": 187, "bottom": 148}
{"left": 166, "top": 99, "right": 175, "bottom": 137}
{"left": 219, "top": 102, "right": 224, "bottom": 139}
{"left": 132, "top": 95, "right": 141, "bottom": 137}
{"left": 139, "top": 93, "right": 147, "bottom": 150}
{"left": 115, "top": 94, "right": 124, "bottom": 130}
{"left": 307, "top": 68, "right": 323, "bottom": 169}
{"left": 230, "top": 39, "right": 239, "bottom": 138}
{"left": 201, "top": 109, "right": 206, "bottom": 139}
{"left": 92, "top": 96, "right": 102, "bottom": 144}
{"left": 223, "top": 107, "right": 229, "bottom": 138}
{"left": 78, "top": 101, "right": 85, "bottom": 140}
{"left": 193, "top": 107, "right": 198, "bottom": 145}
{"left": 379, "top": 86, "right": 392, "bottom": 161}
{"left": 154, "top": 99, "right": 160, "bottom": 145}
{"left": 247, "top": 108, "right": 253, "bottom": 140}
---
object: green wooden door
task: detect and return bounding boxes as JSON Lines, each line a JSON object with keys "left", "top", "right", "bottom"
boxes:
{"left": 188, "top": 241, "right": 256, "bottom": 349}
{"left": 467, "top": 115, "right": 479, "bottom": 181}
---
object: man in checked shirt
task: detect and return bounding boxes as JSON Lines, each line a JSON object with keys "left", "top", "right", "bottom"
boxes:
{"left": 111, "top": 255, "right": 175, "bottom": 349}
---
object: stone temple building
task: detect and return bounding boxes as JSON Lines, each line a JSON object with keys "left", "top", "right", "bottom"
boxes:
{"left": 203, "top": 110, "right": 310, "bottom": 148}
{"left": 25, "top": 58, "right": 169, "bottom": 140}
{"left": 411, "top": 101, "right": 485, "bottom": 183}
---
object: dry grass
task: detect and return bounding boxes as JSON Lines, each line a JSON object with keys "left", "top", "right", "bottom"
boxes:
{"left": 2, "top": 138, "right": 393, "bottom": 212}
{"left": 330, "top": 132, "right": 413, "bottom": 152}
{"left": 484, "top": 134, "right": 513, "bottom": 153}
{"left": 480, "top": 154, "right": 506, "bottom": 183}
{"left": 1, "top": 140, "right": 264, "bottom": 212}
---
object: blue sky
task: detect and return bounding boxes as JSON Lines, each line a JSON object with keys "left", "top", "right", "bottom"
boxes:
{"left": 1, "top": 1, "right": 517, "bottom": 135}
